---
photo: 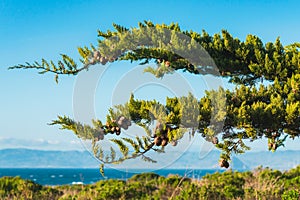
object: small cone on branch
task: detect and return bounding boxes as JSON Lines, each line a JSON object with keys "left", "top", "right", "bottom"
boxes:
{"left": 98, "top": 127, "right": 105, "bottom": 134}
{"left": 116, "top": 127, "right": 121, "bottom": 135}
{"left": 100, "top": 56, "right": 108, "bottom": 65}
{"left": 108, "top": 57, "right": 115, "bottom": 62}
{"left": 121, "top": 124, "right": 129, "bottom": 130}
{"left": 125, "top": 119, "right": 132, "bottom": 126}
{"left": 90, "top": 58, "right": 96, "bottom": 65}
{"left": 212, "top": 137, "right": 219, "bottom": 145}
{"left": 116, "top": 116, "right": 131, "bottom": 130}
{"left": 165, "top": 61, "right": 170, "bottom": 67}
{"left": 154, "top": 137, "right": 162, "bottom": 146}
{"left": 117, "top": 116, "right": 125, "bottom": 126}
{"left": 161, "top": 138, "right": 169, "bottom": 147}
{"left": 268, "top": 142, "right": 272, "bottom": 150}
{"left": 171, "top": 140, "right": 178, "bottom": 146}
{"left": 219, "top": 159, "right": 229, "bottom": 168}
{"left": 97, "top": 134, "right": 104, "bottom": 140}
{"left": 93, "top": 51, "right": 101, "bottom": 60}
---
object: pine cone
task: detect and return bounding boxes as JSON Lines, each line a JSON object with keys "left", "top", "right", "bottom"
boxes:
{"left": 171, "top": 140, "right": 178, "bottom": 146}
{"left": 111, "top": 127, "right": 116, "bottom": 133}
{"left": 212, "top": 137, "right": 219, "bottom": 145}
{"left": 100, "top": 56, "right": 108, "bottom": 65}
{"left": 219, "top": 159, "right": 229, "bottom": 168}
{"left": 95, "top": 128, "right": 104, "bottom": 140}
{"left": 93, "top": 51, "right": 101, "bottom": 60}
{"left": 165, "top": 61, "right": 170, "bottom": 67}
{"left": 117, "top": 116, "right": 125, "bottom": 126}
{"left": 108, "top": 57, "right": 115, "bottom": 62}
{"left": 125, "top": 119, "right": 131, "bottom": 126}
{"left": 121, "top": 124, "right": 129, "bottom": 130}
{"left": 97, "top": 133, "right": 104, "bottom": 140}
{"left": 90, "top": 58, "right": 96, "bottom": 65}
{"left": 161, "top": 138, "right": 169, "bottom": 146}
{"left": 154, "top": 137, "right": 162, "bottom": 146}
{"left": 268, "top": 142, "right": 272, "bottom": 150}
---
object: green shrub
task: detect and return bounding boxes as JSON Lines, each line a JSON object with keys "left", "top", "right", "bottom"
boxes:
{"left": 2, "top": 166, "right": 300, "bottom": 199}
{"left": 282, "top": 189, "right": 300, "bottom": 200}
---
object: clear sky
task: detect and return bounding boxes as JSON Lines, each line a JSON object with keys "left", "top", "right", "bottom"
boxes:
{"left": 1, "top": 0, "right": 300, "bottom": 151}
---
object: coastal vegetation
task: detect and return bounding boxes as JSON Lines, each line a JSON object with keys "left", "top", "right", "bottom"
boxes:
{"left": 1, "top": 166, "right": 300, "bottom": 199}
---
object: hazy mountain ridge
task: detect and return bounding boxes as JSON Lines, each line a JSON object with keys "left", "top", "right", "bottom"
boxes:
{"left": 0, "top": 148, "right": 299, "bottom": 170}
{"left": 0, "top": 149, "right": 98, "bottom": 168}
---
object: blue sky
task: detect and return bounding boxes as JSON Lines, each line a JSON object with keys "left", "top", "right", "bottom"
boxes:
{"left": 1, "top": 0, "right": 300, "bottom": 151}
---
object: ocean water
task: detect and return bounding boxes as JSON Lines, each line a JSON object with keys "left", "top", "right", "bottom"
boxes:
{"left": 0, "top": 168, "right": 223, "bottom": 186}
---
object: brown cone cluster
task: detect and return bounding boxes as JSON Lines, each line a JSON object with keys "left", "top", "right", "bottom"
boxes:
{"left": 103, "top": 116, "right": 132, "bottom": 136}
{"left": 116, "top": 116, "right": 131, "bottom": 130}
{"left": 268, "top": 142, "right": 278, "bottom": 151}
{"left": 95, "top": 128, "right": 105, "bottom": 141}
{"left": 170, "top": 140, "right": 178, "bottom": 146}
{"left": 156, "top": 59, "right": 171, "bottom": 67}
{"left": 153, "top": 134, "right": 169, "bottom": 147}
{"left": 153, "top": 122, "right": 171, "bottom": 147}
{"left": 212, "top": 136, "right": 219, "bottom": 145}
{"left": 105, "top": 122, "right": 121, "bottom": 135}
{"left": 90, "top": 51, "right": 116, "bottom": 65}
{"left": 97, "top": 134, "right": 104, "bottom": 140}
{"left": 219, "top": 159, "right": 229, "bottom": 168}
{"left": 165, "top": 61, "right": 170, "bottom": 67}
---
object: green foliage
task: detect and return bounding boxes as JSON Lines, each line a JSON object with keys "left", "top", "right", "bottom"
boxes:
{"left": 10, "top": 21, "right": 300, "bottom": 171}
{"left": 10, "top": 21, "right": 300, "bottom": 84}
{"left": 0, "top": 176, "right": 61, "bottom": 200}
{"left": 2, "top": 166, "right": 300, "bottom": 199}
{"left": 199, "top": 170, "right": 245, "bottom": 199}
{"left": 128, "top": 172, "right": 160, "bottom": 182}
{"left": 282, "top": 190, "right": 300, "bottom": 200}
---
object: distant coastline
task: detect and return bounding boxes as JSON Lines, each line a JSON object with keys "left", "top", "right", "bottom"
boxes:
{"left": 0, "top": 168, "right": 224, "bottom": 186}
{"left": 0, "top": 148, "right": 299, "bottom": 170}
